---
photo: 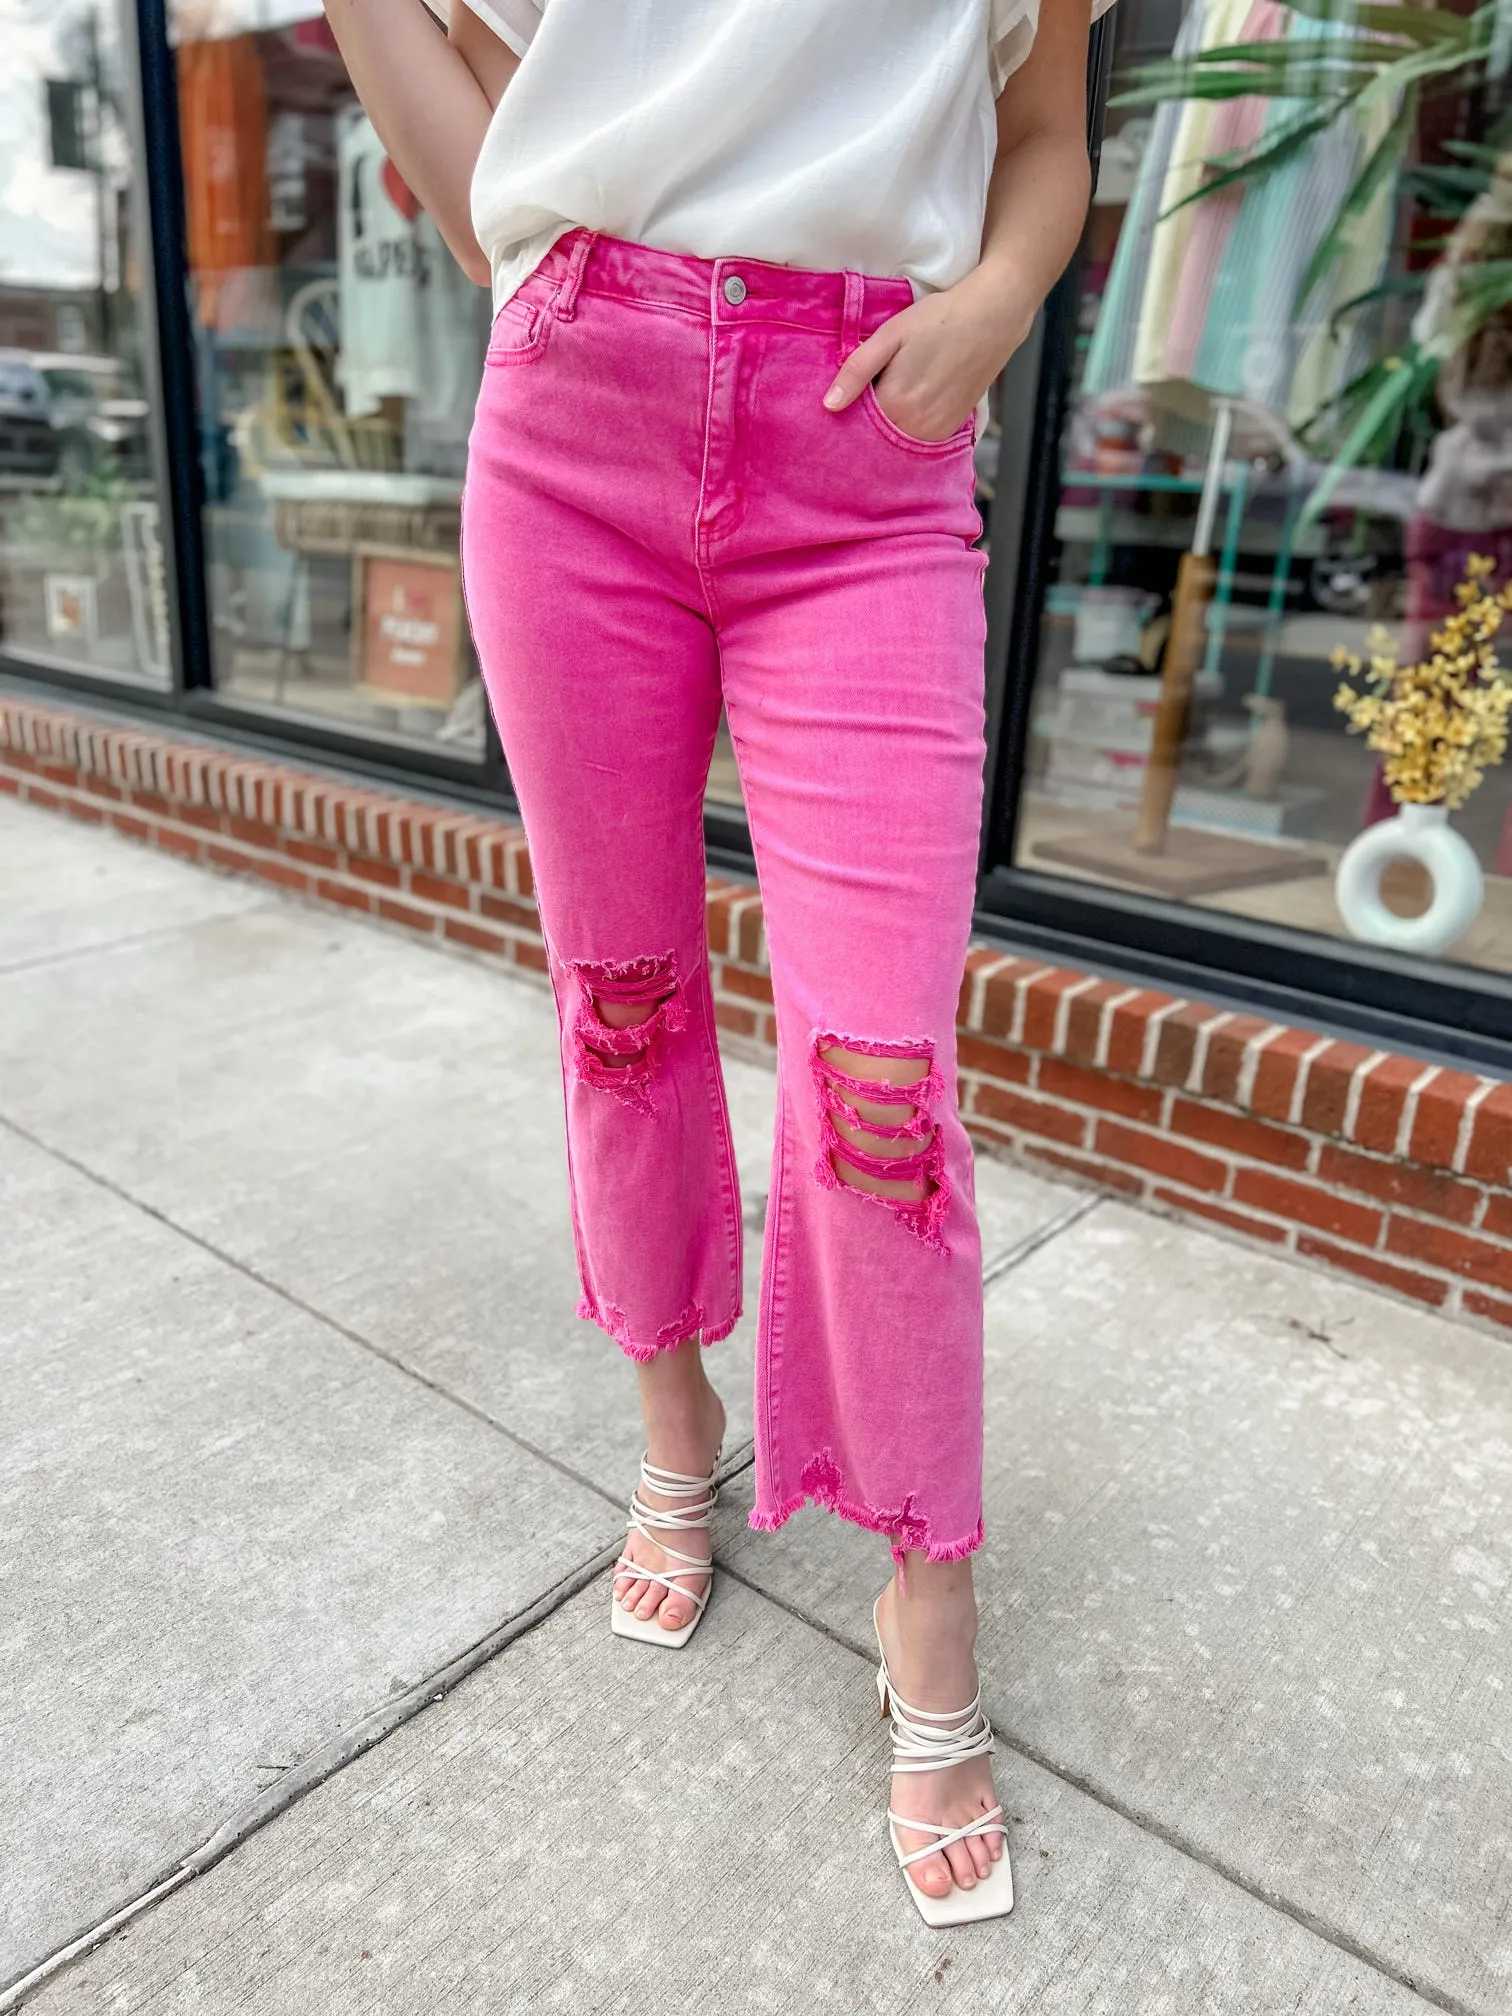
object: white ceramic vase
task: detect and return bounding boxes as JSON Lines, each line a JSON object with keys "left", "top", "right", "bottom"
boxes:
{"left": 1334, "top": 803, "right": 1484, "bottom": 955}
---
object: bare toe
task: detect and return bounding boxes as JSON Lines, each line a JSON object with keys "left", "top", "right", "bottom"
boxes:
{"left": 944, "top": 1841, "right": 977, "bottom": 1890}
{"left": 911, "top": 1852, "right": 952, "bottom": 1897}
{"left": 660, "top": 1580, "right": 707, "bottom": 1630}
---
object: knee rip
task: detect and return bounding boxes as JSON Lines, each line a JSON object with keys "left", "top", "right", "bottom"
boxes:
{"left": 568, "top": 953, "right": 685, "bottom": 1109}
{"left": 812, "top": 1034, "right": 950, "bottom": 1252}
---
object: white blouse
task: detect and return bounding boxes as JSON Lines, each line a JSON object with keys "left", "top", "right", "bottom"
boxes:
{"left": 457, "top": 0, "right": 1109, "bottom": 311}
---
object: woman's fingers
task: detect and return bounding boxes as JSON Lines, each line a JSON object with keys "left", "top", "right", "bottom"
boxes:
{"left": 823, "top": 322, "right": 905, "bottom": 411}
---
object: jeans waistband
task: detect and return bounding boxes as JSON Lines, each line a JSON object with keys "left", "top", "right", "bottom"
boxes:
{"left": 527, "top": 228, "right": 914, "bottom": 348}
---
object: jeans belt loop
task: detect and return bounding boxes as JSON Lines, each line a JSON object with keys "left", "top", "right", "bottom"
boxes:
{"left": 840, "top": 270, "right": 866, "bottom": 368}
{"left": 553, "top": 229, "right": 597, "bottom": 322}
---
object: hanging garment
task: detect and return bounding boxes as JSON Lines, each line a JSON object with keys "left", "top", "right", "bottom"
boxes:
{"left": 1286, "top": 92, "right": 1396, "bottom": 431}
{"left": 1131, "top": 0, "right": 1255, "bottom": 389}
{"left": 337, "top": 112, "right": 426, "bottom": 417}
{"left": 1161, "top": 0, "right": 1286, "bottom": 381}
{"left": 1191, "top": 10, "right": 1390, "bottom": 412}
{"left": 176, "top": 32, "right": 273, "bottom": 332}
{"left": 1090, "top": 0, "right": 1397, "bottom": 432}
{"left": 336, "top": 114, "right": 488, "bottom": 440}
{"left": 1083, "top": 0, "right": 1207, "bottom": 398}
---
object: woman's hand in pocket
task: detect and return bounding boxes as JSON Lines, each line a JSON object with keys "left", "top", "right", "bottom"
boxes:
{"left": 822, "top": 266, "right": 1035, "bottom": 443}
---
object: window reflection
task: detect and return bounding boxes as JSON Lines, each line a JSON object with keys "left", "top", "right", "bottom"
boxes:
{"left": 0, "top": 0, "right": 167, "bottom": 686}
{"left": 172, "top": 0, "right": 491, "bottom": 751}
{"left": 1019, "top": 0, "right": 1512, "bottom": 977}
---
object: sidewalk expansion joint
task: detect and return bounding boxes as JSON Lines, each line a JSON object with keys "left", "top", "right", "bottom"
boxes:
{"left": 0, "top": 1112, "right": 627, "bottom": 1517}
{"left": 1, "top": 1429, "right": 758, "bottom": 2011}
{"left": 0, "top": 1110, "right": 1090, "bottom": 1526}
{"left": 980, "top": 1191, "right": 1104, "bottom": 1288}
{"left": 0, "top": 1539, "right": 627, "bottom": 2011}
{"left": 0, "top": 903, "right": 283, "bottom": 982}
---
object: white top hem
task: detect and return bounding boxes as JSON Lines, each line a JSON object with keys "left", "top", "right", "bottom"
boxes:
{"left": 455, "top": 0, "right": 533, "bottom": 57}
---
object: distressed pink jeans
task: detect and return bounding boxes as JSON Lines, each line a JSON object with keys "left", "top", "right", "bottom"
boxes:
{"left": 462, "top": 230, "right": 988, "bottom": 1560}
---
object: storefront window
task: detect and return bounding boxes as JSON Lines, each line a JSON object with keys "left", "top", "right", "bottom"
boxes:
{"left": 1, "top": 0, "right": 167, "bottom": 687}
{"left": 1018, "top": 0, "right": 1512, "bottom": 977}
{"left": 170, "top": 0, "right": 490, "bottom": 753}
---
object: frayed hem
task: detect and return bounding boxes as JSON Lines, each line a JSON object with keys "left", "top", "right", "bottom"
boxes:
{"left": 749, "top": 1452, "right": 983, "bottom": 1566}
{"left": 922, "top": 1518, "right": 986, "bottom": 1563}
{"left": 575, "top": 1293, "right": 738, "bottom": 1363}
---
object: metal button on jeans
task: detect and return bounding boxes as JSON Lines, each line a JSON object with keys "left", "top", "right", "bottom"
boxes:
{"left": 722, "top": 274, "right": 747, "bottom": 305}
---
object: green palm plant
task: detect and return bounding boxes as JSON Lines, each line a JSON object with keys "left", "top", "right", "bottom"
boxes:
{"left": 1112, "top": 0, "right": 1512, "bottom": 513}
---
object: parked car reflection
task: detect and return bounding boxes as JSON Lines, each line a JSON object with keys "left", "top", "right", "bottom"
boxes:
{"left": 34, "top": 353, "right": 151, "bottom": 484}
{"left": 0, "top": 355, "right": 60, "bottom": 485}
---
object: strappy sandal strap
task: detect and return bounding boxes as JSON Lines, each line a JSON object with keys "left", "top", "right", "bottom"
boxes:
{"left": 875, "top": 1592, "right": 1006, "bottom": 1867}
{"left": 611, "top": 1557, "right": 714, "bottom": 1613}
{"left": 628, "top": 1456, "right": 718, "bottom": 1526}
{"left": 638, "top": 1454, "right": 720, "bottom": 1502}
{"left": 882, "top": 1685, "right": 1006, "bottom": 1873}
{"left": 884, "top": 1683, "right": 997, "bottom": 1775}
{"left": 887, "top": 1804, "right": 1009, "bottom": 1870}
{"left": 616, "top": 1451, "right": 719, "bottom": 1603}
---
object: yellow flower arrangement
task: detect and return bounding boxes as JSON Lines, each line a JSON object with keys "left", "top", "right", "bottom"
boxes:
{"left": 1332, "top": 556, "right": 1512, "bottom": 810}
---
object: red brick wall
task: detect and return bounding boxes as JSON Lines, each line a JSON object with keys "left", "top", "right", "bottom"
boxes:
{"left": 5, "top": 695, "right": 1509, "bottom": 1335}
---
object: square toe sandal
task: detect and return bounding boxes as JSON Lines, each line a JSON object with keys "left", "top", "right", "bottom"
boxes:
{"left": 874, "top": 1594, "right": 1014, "bottom": 1927}
{"left": 609, "top": 1452, "right": 719, "bottom": 1650}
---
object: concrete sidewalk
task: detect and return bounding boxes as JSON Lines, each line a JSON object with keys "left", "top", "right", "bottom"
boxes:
{"left": 2, "top": 792, "right": 1509, "bottom": 2015}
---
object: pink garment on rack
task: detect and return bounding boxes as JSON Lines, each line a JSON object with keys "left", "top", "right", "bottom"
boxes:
{"left": 1163, "top": 0, "right": 1286, "bottom": 382}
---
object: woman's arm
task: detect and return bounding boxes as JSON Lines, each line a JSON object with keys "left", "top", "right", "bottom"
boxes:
{"left": 824, "top": 0, "right": 1094, "bottom": 440}
{"left": 321, "top": 0, "right": 519, "bottom": 286}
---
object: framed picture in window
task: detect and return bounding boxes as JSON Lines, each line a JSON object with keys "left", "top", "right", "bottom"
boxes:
{"left": 352, "top": 548, "right": 466, "bottom": 707}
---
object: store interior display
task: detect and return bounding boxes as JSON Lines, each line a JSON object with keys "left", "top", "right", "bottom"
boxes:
{"left": 175, "top": 3, "right": 492, "bottom": 748}
{"left": 1018, "top": 0, "right": 1512, "bottom": 975}
{"left": 0, "top": 2, "right": 165, "bottom": 687}
{"left": 1331, "top": 559, "right": 1511, "bottom": 953}
{"left": 1036, "top": 398, "right": 1328, "bottom": 894}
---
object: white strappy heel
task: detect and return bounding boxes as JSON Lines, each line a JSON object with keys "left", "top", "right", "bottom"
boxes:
{"left": 610, "top": 1453, "right": 720, "bottom": 1649}
{"left": 874, "top": 1593, "right": 1014, "bottom": 1927}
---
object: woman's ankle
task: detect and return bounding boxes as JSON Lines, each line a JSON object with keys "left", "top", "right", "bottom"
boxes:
{"left": 885, "top": 1554, "right": 979, "bottom": 1658}
{"left": 894, "top": 1552, "right": 976, "bottom": 1605}
{"left": 635, "top": 1338, "right": 725, "bottom": 1473}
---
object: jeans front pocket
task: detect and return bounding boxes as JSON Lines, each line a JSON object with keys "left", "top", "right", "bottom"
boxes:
{"left": 862, "top": 383, "right": 975, "bottom": 458}
{"left": 485, "top": 291, "right": 553, "bottom": 368}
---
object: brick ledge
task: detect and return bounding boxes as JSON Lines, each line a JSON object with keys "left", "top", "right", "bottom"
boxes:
{"left": 4, "top": 696, "right": 1508, "bottom": 1337}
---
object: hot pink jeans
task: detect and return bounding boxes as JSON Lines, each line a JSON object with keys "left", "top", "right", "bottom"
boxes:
{"left": 462, "top": 230, "right": 988, "bottom": 1560}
